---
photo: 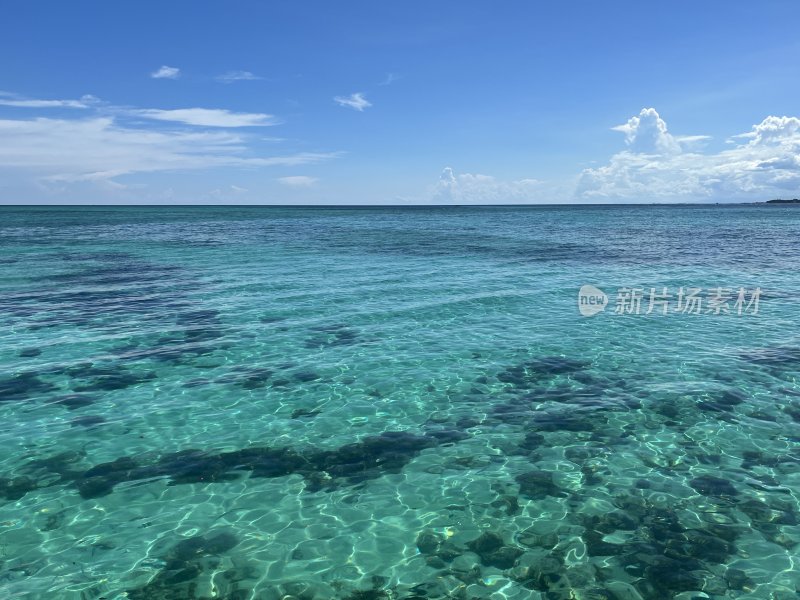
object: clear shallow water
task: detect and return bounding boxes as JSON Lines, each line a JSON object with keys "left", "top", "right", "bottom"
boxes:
{"left": 0, "top": 205, "right": 799, "bottom": 600}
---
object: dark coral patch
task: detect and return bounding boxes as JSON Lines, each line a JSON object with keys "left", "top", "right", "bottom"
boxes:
{"left": 65, "top": 430, "right": 456, "bottom": 500}
{"left": 50, "top": 393, "right": 96, "bottom": 410}
{"left": 0, "top": 476, "right": 39, "bottom": 501}
{"left": 305, "top": 323, "right": 360, "bottom": 349}
{"left": 68, "top": 364, "right": 157, "bottom": 392}
{"left": 70, "top": 415, "right": 106, "bottom": 428}
{"left": 292, "top": 370, "right": 321, "bottom": 383}
{"left": 466, "top": 531, "right": 524, "bottom": 568}
{"left": 126, "top": 532, "right": 239, "bottom": 599}
{"left": 0, "top": 372, "right": 58, "bottom": 402}
{"left": 690, "top": 475, "right": 739, "bottom": 498}
{"left": 531, "top": 410, "right": 599, "bottom": 432}
{"left": 515, "top": 470, "right": 564, "bottom": 500}
{"left": 498, "top": 356, "right": 589, "bottom": 389}
{"left": 698, "top": 389, "right": 746, "bottom": 413}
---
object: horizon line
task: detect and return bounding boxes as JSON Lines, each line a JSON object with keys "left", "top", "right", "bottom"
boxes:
{"left": 0, "top": 201, "right": 793, "bottom": 208}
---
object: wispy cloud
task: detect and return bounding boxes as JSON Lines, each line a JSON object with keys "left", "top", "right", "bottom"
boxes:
{"left": 2, "top": 93, "right": 277, "bottom": 128}
{"left": 133, "top": 108, "right": 278, "bottom": 127}
{"left": 0, "top": 92, "right": 97, "bottom": 109}
{"left": 0, "top": 89, "right": 342, "bottom": 196}
{"left": 0, "top": 115, "right": 338, "bottom": 183}
{"left": 334, "top": 92, "right": 371, "bottom": 112}
{"left": 277, "top": 175, "right": 317, "bottom": 187}
{"left": 151, "top": 65, "right": 181, "bottom": 79}
{"left": 379, "top": 73, "right": 400, "bottom": 86}
{"left": 209, "top": 184, "right": 249, "bottom": 199}
{"left": 216, "top": 70, "right": 262, "bottom": 83}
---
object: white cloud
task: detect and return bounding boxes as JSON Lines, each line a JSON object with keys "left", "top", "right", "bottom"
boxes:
{"left": 334, "top": 92, "right": 371, "bottom": 111}
{"left": 209, "top": 184, "right": 249, "bottom": 198}
{"left": 675, "top": 134, "right": 712, "bottom": 145}
{"left": 578, "top": 110, "right": 800, "bottom": 201}
{"left": 151, "top": 65, "right": 181, "bottom": 79}
{"left": 379, "top": 73, "right": 400, "bottom": 86}
{"left": 217, "top": 70, "right": 261, "bottom": 83}
{"left": 611, "top": 107, "right": 681, "bottom": 155}
{"left": 0, "top": 116, "right": 338, "bottom": 183}
{"left": 0, "top": 92, "right": 98, "bottom": 109}
{"left": 134, "top": 108, "right": 277, "bottom": 127}
{"left": 1, "top": 93, "right": 277, "bottom": 127}
{"left": 277, "top": 175, "right": 317, "bottom": 187}
{"left": 747, "top": 115, "right": 800, "bottom": 144}
{"left": 432, "top": 167, "right": 545, "bottom": 203}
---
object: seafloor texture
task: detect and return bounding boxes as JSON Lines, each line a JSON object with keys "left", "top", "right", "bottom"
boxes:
{"left": 0, "top": 205, "right": 799, "bottom": 600}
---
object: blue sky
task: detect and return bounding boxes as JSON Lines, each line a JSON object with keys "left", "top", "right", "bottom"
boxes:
{"left": 2, "top": 1, "right": 800, "bottom": 204}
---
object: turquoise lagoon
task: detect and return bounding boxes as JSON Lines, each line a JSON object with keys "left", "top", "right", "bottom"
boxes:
{"left": 0, "top": 205, "right": 799, "bottom": 599}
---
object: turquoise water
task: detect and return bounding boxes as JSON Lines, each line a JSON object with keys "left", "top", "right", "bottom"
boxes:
{"left": 1, "top": 205, "right": 799, "bottom": 600}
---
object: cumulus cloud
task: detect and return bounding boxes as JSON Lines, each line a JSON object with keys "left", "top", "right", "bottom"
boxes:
{"left": 0, "top": 116, "right": 338, "bottom": 183}
{"left": 334, "top": 92, "right": 371, "bottom": 111}
{"left": 743, "top": 115, "right": 800, "bottom": 145}
{"left": 151, "top": 65, "right": 181, "bottom": 79}
{"left": 578, "top": 110, "right": 800, "bottom": 201}
{"left": 432, "top": 167, "right": 545, "bottom": 203}
{"left": 611, "top": 108, "right": 681, "bottom": 155}
{"left": 217, "top": 70, "right": 262, "bottom": 83}
{"left": 134, "top": 108, "right": 277, "bottom": 127}
{"left": 277, "top": 175, "right": 317, "bottom": 187}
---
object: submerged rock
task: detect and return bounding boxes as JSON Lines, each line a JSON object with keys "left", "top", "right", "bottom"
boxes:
{"left": 690, "top": 475, "right": 739, "bottom": 498}
{"left": 531, "top": 411, "right": 599, "bottom": 432}
{"left": 72, "top": 369, "right": 156, "bottom": 392}
{"left": 126, "top": 531, "right": 239, "bottom": 599}
{"left": 66, "top": 429, "right": 457, "bottom": 499}
{"left": 515, "top": 470, "right": 564, "bottom": 500}
{"left": 291, "top": 407, "right": 321, "bottom": 419}
{"left": 466, "top": 531, "right": 524, "bottom": 569}
{"left": 416, "top": 530, "right": 444, "bottom": 555}
{"left": 293, "top": 370, "right": 321, "bottom": 383}
{"left": 0, "top": 372, "right": 57, "bottom": 402}
{"left": 69, "top": 415, "right": 106, "bottom": 428}
{"left": 519, "top": 432, "right": 545, "bottom": 452}
{"left": 169, "top": 531, "right": 239, "bottom": 561}
{"left": 50, "top": 393, "right": 95, "bottom": 410}
{"left": 236, "top": 367, "right": 273, "bottom": 389}
{"left": 498, "top": 356, "right": 590, "bottom": 389}
{"left": 640, "top": 559, "right": 706, "bottom": 595}
{"left": 305, "top": 323, "right": 360, "bottom": 349}
{"left": 724, "top": 567, "right": 755, "bottom": 591}
{"left": 583, "top": 529, "right": 626, "bottom": 557}
{"left": 583, "top": 511, "right": 638, "bottom": 533}
{"left": 697, "top": 389, "right": 746, "bottom": 413}
{"left": 0, "top": 476, "right": 38, "bottom": 501}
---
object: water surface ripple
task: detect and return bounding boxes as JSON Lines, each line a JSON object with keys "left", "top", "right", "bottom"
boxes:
{"left": 1, "top": 205, "right": 799, "bottom": 599}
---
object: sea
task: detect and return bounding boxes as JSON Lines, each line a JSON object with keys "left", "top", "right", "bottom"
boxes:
{"left": 1, "top": 205, "right": 799, "bottom": 599}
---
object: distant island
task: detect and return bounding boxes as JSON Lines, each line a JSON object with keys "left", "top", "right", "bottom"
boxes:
{"left": 766, "top": 198, "right": 800, "bottom": 204}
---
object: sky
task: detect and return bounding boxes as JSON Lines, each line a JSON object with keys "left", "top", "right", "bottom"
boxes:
{"left": 1, "top": 0, "right": 800, "bottom": 204}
